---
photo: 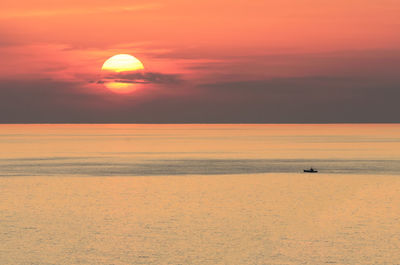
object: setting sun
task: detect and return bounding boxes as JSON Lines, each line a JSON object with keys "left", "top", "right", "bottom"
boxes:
{"left": 101, "top": 54, "right": 144, "bottom": 72}
{"left": 101, "top": 54, "right": 144, "bottom": 93}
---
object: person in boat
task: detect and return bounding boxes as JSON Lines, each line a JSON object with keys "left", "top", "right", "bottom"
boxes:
{"left": 304, "top": 167, "right": 318, "bottom": 172}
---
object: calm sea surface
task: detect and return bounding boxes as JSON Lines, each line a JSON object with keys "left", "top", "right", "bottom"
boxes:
{"left": 1, "top": 124, "right": 400, "bottom": 264}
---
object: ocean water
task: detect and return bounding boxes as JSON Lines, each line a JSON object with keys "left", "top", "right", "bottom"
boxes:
{"left": 1, "top": 124, "right": 400, "bottom": 264}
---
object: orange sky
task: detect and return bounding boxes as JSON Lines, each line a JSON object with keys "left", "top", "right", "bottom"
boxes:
{"left": 0, "top": 0, "right": 399, "bottom": 122}
{"left": 1, "top": 0, "right": 400, "bottom": 79}
{"left": 2, "top": 0, "right": 400, "bottom": 48}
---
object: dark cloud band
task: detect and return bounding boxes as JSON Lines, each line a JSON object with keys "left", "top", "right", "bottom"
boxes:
{"left": 100, "top": 71, "right": 183, "bottom": 85}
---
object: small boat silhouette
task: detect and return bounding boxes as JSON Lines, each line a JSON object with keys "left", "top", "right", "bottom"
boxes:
{"left": 304, "top": 168, "right": 318, "bottom": 173}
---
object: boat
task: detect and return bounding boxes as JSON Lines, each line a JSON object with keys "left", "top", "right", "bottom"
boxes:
{"left": 304, "top": 168, "right": 318, "bottom": 173}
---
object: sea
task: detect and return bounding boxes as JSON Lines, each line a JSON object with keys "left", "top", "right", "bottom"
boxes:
{"left": 1, "top": 124, "right": 400, "bottom": 264}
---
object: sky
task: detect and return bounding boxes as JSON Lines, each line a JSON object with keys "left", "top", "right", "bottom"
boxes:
{"left": 0, "top": 0, "right": 399, "bottom": 123}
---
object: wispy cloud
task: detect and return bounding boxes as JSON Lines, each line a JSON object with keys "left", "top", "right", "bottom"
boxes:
{"left": 100, "top": 72, "right": 183, "bottom": 85}
{"left": 0, "top": 3, "right": 160, "bottom": 19}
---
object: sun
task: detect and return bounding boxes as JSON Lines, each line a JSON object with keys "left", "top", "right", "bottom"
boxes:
{"left": 102, "top": 54, "right": 144, "bottom": 72}
{"left": 101, "top": 54, "right": 144, "bottom": 93}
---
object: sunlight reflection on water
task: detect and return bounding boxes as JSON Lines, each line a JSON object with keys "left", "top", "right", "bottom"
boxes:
{"left": 1, "top": 124, "right": 400, "bottom": 264}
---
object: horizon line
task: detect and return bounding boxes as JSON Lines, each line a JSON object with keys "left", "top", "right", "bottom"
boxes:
{"left": 0, "top": 122, "right": 399, "bottom": 125}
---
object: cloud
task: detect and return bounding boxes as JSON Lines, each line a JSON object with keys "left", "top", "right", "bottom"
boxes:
{"left": 1, "top": 44, "right": 400, "bottom": 123}
{"left": 1, "top": 75, "right": 400, "bottom": 123}
{"left": 194, "top": 76, "right": 400, "bottom": 123}
{"left": 100, "top": 71, "right": 183, "bottom": 85}
{"left": 0, "top": 4, "right": 160, "bottom": 19}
